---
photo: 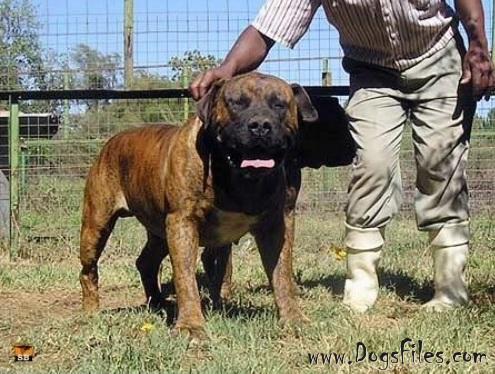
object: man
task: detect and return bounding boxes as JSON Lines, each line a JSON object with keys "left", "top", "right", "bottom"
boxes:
{"left": 190, "top": 0, "right": 494, "bottom": 312}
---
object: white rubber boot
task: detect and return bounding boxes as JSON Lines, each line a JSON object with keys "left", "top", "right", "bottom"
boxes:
{"left": 422, "top": 244, "right": 469, "bottom": 311}
{"left": 343, "top": 248, "right": 382, "bottom": 313}
{"left": 343, "top": 225, "right": 385, "bottom": 313}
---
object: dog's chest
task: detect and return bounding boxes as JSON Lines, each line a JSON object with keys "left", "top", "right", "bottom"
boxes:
{"left": 200, "top": 208, "right": 259, "bottom": 247}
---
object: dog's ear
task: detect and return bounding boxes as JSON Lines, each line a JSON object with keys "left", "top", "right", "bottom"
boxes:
{"left": 296, "top": 96, "right": 356, "bottom": 168}
{"left": 291, "top": 83, "right": 319, "bottom": 123}
{"left": 197, "top": 79, "right": 225, "bottom": 127}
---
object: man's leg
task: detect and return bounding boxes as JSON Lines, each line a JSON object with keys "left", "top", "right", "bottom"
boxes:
{"left": 407, "top": 35, "right": 475, "bottom": 310}
{"left": 344, "top": 71, "right": 408, "bottom": 312}
{"left": 410, "top": 95, "right": 474, "bottom": 310}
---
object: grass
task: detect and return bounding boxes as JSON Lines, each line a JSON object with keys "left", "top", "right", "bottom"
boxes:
{"left": 0, "top": 212, "right": 494, "bottom": 373}
{"left": 2, "top": 85, "right": 494, "bottom": 373}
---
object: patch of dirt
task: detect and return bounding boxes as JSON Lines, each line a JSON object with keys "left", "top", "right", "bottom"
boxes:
{"left": 2, "top": 285, "right": 144, "bottom": 326}
{"left": 0, "top": 285, "right": 145, "bottom": 366}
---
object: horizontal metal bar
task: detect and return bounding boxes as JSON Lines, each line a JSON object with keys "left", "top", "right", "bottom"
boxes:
{"left": 305, "top": 86, "right": 350, "bottom": 97}
{"left": 0, "top": 86, "right": 350, "bottom": 101}
{"left": 23, "top": 139, "right": 106, "bottom": 146}
{"left": 0, "top": 89, "right": 188, "bottom": 101}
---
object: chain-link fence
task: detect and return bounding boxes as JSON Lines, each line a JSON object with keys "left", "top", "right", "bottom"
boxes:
{"left": 0, "top": 0, "right": 494, "bottom": 256}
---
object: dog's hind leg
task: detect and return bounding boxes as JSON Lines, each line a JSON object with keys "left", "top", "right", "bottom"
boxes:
{"left": 201, "top": 245, "right": 232, "bottom": 308}
{"left": 136, "top": 230, "right": 169, "bottom": 310}
{"left": 79, "top": 191, "right": 119, "bottom": 313}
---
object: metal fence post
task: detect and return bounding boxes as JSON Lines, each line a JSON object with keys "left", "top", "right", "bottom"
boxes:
{"left": 321, "top": 58, "right": 332, "bottom": 87}
{"left": 321, "top": 57, "right": 336, "bottom": 192}
{"left": 124, "top": 0, "right": 134, "bottom": 89}
{"left": 8, "top": 96, "right": 20, "bottom": 258}
{"left": 492, "top": 0, "right": 495, "bottom": 64}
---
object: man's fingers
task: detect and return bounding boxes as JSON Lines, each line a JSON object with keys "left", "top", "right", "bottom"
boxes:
{"left": 469, "top": 68, "right": 483, "bottom": 97}
{"left": 460, "top": 66, "right": 471, "bottom": 85}
{"left": 189, "top": 74, "right": 204, "bottom": 101}
{"left": 486, "top": 70, "right": 495, "bottom": 100}
{"left": 480, "top": 73, "right": 489, "bottom": 94}
{"left": 198, "top": 76, "right": 211, "bottom": 99}
{"left": 190, "top": 85, "right": 199, "bottom": 101}
{"left": 190, "top": 71, "right": 216, "bottom": 100}
{"left": 197, "top": 71, "right": 217, "bottom": 99}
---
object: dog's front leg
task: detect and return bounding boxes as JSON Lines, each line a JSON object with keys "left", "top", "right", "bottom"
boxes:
{"left": 166, "top": 212, "right": 206, "bottom": 340}
{"left": 252, "top": 209, "right": 308, "bottom": 327}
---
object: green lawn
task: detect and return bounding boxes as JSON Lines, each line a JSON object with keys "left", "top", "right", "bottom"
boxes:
{"left": 1, "top": 212, "right": 494, "bottom": 373}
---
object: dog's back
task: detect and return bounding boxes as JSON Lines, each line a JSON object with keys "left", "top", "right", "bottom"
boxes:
{"left": 94, "top": 124, "right": 179, "bottom": 176}
{"left": 82, "top": 122, "right": 203, "bottom": 236}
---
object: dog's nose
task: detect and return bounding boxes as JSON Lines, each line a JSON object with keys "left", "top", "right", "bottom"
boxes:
{"left": 248, "top": 119, "right": 272, "bottom": 137}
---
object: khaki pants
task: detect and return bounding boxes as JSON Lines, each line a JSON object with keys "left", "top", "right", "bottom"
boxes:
{"left": 344, "top": 35, "right": 476, "bottom": 250}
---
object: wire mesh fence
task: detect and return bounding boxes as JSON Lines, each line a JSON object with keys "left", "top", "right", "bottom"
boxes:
{"left": 0, "top": 0, "right": 494, "bottom": 256}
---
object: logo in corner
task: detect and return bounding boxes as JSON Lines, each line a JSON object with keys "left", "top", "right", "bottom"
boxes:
{"left": 12, "top": 344, "right": 34, "bottom": 362}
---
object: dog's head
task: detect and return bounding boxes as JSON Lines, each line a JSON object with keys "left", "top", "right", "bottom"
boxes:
{"left": 197, "top": 72, "right": 318, "bottom": 178}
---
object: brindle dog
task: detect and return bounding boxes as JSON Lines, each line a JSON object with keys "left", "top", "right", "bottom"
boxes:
{"left": 79, "top": 72, "right": 321, "bottom": 339}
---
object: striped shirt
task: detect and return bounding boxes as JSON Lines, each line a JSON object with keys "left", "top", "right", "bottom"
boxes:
{"left": 252, "top": 0, "right": 456, "bottom": 70}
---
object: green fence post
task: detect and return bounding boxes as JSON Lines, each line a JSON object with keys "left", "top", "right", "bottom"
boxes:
{"left": 20, "top": 138, "right": 27, "bottom": 195}
{"left": 182, "top": 69, "right": 190, "bottom": 121}
{"left": 8, "top": 96, "right": 20, "bottom": 258}
{"left": 63, "top": 71, "right": 70, "bottom": 139}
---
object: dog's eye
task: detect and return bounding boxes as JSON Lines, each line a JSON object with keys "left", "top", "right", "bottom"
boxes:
{"left": 228, "top": 96, "right": 250, "bottom": 110}
{"left": 272, "top": 101, "right": 287, "bottom": 110}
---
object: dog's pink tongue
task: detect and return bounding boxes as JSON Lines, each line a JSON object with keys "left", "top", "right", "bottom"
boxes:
{"left": 240, "top": 159, "right": 275, "bottom": 168}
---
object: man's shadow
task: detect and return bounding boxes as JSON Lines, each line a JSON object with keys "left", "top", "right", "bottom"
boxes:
{"left": 298, "top": 269, "right": 434, "bottom": 302}
{"left": 103, "top": 272, "right": 269, "bottom": 326}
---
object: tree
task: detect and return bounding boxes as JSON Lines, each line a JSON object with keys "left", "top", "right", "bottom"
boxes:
{"left": 130, "top": 70, "right": 174, "bottom": 90}
{"left": 0, "top": 0, "right": 44, "bottom": 91}
{"left": 169, "top": 50, "right": 220, "bottom": 84}
{"left": 69, "top": 44, "right": 121, "bottom": 109}
{"left": 70, "top": 44, "right": 121, "bottom": 90}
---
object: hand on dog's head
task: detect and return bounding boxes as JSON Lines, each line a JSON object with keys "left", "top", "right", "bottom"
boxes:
{"left": 197, "top": 74, "right": 318, "bottom": 127}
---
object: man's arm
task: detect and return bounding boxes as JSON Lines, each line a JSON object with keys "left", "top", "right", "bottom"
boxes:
{"left": 190, "top": 26, "right": 274, "bottom": 100}
{"left": 190, "top": 0, "right": 320, "bottom": 100}
{"left": 455, "top": 0, "right": 495, "bottom": 99}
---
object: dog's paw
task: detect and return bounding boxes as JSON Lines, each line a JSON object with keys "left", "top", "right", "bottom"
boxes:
{"left": 219, "top": 285, "right": 232, "bottom": 302}
{"left": 280, "top": 317, "right": 309, "bottom": 338}
{"left": 82, "top": 297, "right": 100, "bottom": 314}
{"left": 171, "top": 325, "right": 209, "bottom": 344}
{"left": 207, "top": 285, "right": 232, "bottom": 311}
{"left": 279, "top": 310, "right": 310, "bottom": 332}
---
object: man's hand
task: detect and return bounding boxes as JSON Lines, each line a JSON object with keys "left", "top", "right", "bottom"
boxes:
{"left": 189, "top": 26, "right": 275, "bottom": 101}
{"left": 190, "top": 66, "right": 235, "bottom": 101}
{"left": 455, "top": 0, "right": 495, "bottom": 100}
{"left": 460, "top": 40, "right": 495, "bottom": 100}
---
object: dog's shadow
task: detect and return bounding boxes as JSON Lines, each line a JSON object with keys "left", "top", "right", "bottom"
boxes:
{"left": 103, "top": 273, "right": 268, "bottom": 325}
{"left": 103, "top": 270, "right": 433, "bottom": 323}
